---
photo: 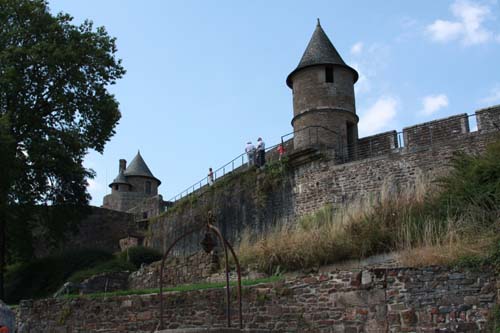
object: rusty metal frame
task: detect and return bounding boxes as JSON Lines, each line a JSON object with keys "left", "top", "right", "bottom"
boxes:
{"left": 158, "top": 215, "right": 243, "bottom": 330}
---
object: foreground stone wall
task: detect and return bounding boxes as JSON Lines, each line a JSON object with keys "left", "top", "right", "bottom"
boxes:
{"left": 17, "top": 266, "right": 499, "bottom": 332}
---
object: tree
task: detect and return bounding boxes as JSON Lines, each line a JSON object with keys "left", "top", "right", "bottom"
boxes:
{"left": 0, "top": 0, "right": 125, "bottom": 298}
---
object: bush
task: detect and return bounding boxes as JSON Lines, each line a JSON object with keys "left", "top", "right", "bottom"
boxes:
{"left": 68, "top": 259, "right": 136, "bottom": 283}
{"left": 5, "top": 248, "right": 113, "bottom": 304}
{"left": 118, "top": 246, "right": 162, "bottom": 269}
{"left": 438, "top": 139, "right": 500, "bottom": 223}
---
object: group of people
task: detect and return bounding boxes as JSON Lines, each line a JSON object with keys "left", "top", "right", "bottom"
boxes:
{"left": 207, "top": 136, "right": 285, "bottom": 186}
{"left": 245, "top": 137, "right": 266, "bottom": 169}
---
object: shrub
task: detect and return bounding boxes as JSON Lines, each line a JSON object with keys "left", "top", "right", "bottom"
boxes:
{"left": 118, "top": 246, "right": 162, "bottom": 269}
{"left": 5, "top": 248, "right": 113, "bottom": 304}
{"left": 68, "top": 259, "right": 136, "bottom": 283}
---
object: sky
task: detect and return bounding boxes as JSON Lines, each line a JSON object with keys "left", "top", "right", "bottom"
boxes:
{"left": 48, "top": 0, "right": 500, "bottom": 205}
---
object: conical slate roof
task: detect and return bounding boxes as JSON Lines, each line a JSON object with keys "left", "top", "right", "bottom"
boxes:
{"left": 286, "top": 20, "right": 358, "bottom": 87}
{"left": 110, "top": 171, "right": 130, "bottom": 186}
{"left": 124, "top": 151, "right": 161, "bottom": 184}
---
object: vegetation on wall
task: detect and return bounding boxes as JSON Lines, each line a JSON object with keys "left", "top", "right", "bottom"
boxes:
{"left": 151, "top": 159, "right": 289, "bottom": 223}
{"left": 237, "top": 139, "right": 500, "bottom": 273}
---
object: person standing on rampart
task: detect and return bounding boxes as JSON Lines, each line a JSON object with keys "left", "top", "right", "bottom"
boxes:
{"left": 256, "top": 137, "right": 265, "bottom": 168}
{"left": 277, "top": 143, "right": 285, "bottom": 161}
{"left": 245, "top": 141, "right": 256, "bottom": 167}
{"left": 207, "top": 167, "right": 214, "bottom": 186}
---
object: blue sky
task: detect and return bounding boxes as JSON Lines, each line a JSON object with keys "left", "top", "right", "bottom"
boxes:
{"left": 48, "top": 0, "right": 500, "bottom": 205}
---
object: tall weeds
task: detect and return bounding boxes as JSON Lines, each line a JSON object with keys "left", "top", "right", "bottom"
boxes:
{"left": 237, "top": 140, "right": 500, "bottom": 273}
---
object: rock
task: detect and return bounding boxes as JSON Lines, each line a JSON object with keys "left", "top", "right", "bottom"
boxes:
{"left": 53, "top": 281, "right": 81, "bottom": 298}
{"left": 80, "top": 271, "right": 130, "bottom": 294}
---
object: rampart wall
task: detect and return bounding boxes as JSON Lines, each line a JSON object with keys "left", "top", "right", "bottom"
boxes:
{"left": 16, "top": 266, "right": 499, "bottom": 332}
{"left": 33, "top": 206, "right": 134, "bottom": 257}
{"left": 145, "top": 106, "right": 500, "bottom": 256}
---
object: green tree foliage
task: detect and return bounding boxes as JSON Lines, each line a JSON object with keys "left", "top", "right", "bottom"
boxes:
{"left": 0, "top": 0, "right": 125, "bottom": 298}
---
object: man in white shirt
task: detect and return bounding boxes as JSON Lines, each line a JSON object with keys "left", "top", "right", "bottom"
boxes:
{"left": 245, "top": 141, "right": 256, "bottom": 167}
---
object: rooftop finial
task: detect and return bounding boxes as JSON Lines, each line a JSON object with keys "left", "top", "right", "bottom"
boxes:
{"left": 317, "top": 18, "right": 320, "bottom": 26}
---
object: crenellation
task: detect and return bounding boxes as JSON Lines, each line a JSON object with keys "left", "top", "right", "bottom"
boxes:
{"left": 403, "top": 113, "right": 470, "bottom": 148}
{"left": 476, "top": 104, "right": 500, "bottom": 133}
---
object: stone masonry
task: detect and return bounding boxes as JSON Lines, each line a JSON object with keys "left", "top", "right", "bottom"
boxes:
{"left": 146, "top": 107, "right": 500, "bottom": 256}
{"left": 16, "top": 266, "right": 500, "bottom": 332}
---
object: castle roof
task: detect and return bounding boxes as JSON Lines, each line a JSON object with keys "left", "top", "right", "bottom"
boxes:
{"left": 124, "top": 151, "right": 161, "bottom": 184}
{"left": 286, "top": 20, "right": 358, "bottom": 88}
{"left": 109, "top": 171, "right": 130, "bottom": 187}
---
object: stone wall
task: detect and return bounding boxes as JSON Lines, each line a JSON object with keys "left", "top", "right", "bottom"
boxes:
{"left": 477, "top": 105, "right": 500, "bottom": 133}
{"left": 16, "top": 266, "right": 499, "bottom": 332}
{"left": 128, "top": 252, "right": 217, "bottom": 290}
{"left": 146, "top": 108, "right": 500, "bottom": 256}
{"left": 146, "top": 167, "right": 295, "bottom": 256}
{"left": 33, "top": 206, "right": 134, "bottom": 257}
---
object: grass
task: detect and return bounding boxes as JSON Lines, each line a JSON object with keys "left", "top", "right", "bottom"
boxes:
{"left": 237, "top": 139, "right": 500, "bottom": 273}
{"left": 62, "top": 275, "right": 283, "bottom": 299}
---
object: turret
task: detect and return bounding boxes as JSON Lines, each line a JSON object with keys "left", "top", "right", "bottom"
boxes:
{"left": 287, "top": 19, "right": 359, "bottom": 152}
{"left": 103, "top": 151, "right": 162, "bottom": 212}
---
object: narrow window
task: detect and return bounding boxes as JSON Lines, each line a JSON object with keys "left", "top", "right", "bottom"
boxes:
{"left": 114, "top": 185, "right": 118, "bottom": 190}
{"left": 142, "top": 212, "right": 148, "bottom": 219}
{"left": 325, "top": 66, "right": 334, "bottom": 83}
{"left": 145, "top": 181, "right": 151, "bottom": 194}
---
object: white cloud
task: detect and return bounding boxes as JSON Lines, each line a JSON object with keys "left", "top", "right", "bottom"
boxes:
{"left": 426, "top": 0, "right": 495, "bottom": 45}
{"left": 87, "top": 178, "right": 103, "bottom": 192}
{"left": 350, "top": 42, "right": 363, "bottom": 56}
{"left": 349, "top": 43, "right": 390, "bottom": 97}
{"left": 358, "top": 96, "right": 398, "bottom": 136}
{"left": 350, "top": 62, "right": 370, "bottom": 95}
{"left": 420, "top": 94, "right": 449, "bottom": 116}
{"left": 427, "top": 20, "right": 463, "bottom": 41}
{"left": 480, "top": 85, "right": 500, "bottom": 104}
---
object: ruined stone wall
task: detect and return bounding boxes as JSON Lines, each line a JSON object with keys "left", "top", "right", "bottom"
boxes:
{"left": 128, "top": 251, "right": 217, "bottom": 290}
{"left": 16, "top": 266, "right": 499, "bottom": 332}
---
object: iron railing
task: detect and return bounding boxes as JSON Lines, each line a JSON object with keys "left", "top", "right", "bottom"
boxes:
{"left": 168, "top": 143, "right": 279, "bottom": 202}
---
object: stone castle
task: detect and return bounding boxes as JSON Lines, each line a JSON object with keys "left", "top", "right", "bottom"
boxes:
{"left": 18, "top": 21, "right": 500, "bottom": 333}
{"left": 100, "top": 20, "right": 500, "bottom": 246}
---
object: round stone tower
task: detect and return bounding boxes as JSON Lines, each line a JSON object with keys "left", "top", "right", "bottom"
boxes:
{"left": 287, "top": 20, "right": 359, "bottom": 152}
{"left": 103, "top": 151, "right": 162, "bottom": 212}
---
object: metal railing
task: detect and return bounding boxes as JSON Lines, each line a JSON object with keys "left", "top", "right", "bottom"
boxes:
{"left": 167, "top": 113, "right": 478, "bottom": 203}
{"left": 168, "top": 143, "right": 279, "bottom": 202}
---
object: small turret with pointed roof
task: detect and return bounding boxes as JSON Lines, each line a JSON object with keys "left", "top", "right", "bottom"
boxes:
{"left": 103, "top": 151, "right": 163, "bottom": 212}
{"left": 287, "top": 20, "right": 359, "bottom": 152}
{"left": 124, "top": 150, "right": 161, "bottom": 185}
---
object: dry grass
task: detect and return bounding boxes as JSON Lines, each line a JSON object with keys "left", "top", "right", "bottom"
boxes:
{"left": 236, "top": 174, "right": 498, "bottom": 273}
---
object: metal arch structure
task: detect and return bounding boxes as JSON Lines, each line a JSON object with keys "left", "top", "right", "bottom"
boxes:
{"left": 158, "top": 212, "right": 243, "bottom": 330}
